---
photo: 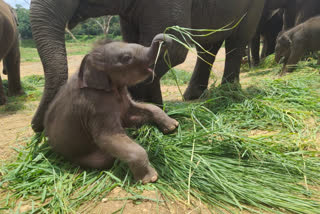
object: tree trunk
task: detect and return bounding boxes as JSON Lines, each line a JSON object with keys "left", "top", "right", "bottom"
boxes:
{"left": 104, "top": 16, "right": 113, "bottom": 35}
{"left": 65, "top": 28, "right": 78, "bottom": 41}
{"left": 94, "top": 16, "right": 113, "bottom": 36}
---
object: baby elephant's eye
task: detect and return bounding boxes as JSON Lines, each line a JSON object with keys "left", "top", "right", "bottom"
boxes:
{"left": 120, "top": 54, "right": 132, "bottom": 65}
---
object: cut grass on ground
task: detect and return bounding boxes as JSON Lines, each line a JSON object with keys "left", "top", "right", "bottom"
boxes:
{"left": 1, "top": 59, "right": 320, "bottom": 213}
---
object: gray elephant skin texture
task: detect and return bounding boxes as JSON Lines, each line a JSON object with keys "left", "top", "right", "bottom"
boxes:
{"left": 275, "top": 16, "right": 320, "bottom": 75}
{"left": 250, "top": 9, "right": 283, "bottom": 66}
{"left": 30, "top": 0, "right": 267, "bottom": 132}
{"left": 44, "top": 34, "right": 179, "bottom": 184}
{"left": 0, "top": 0, "right": 23, "bottom": 105}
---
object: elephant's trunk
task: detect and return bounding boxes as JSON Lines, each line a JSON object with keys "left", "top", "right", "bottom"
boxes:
{"left": 145, "top": 34, "right": 172, "bottom": 66}
{"left": 30, "top": 0, "right": 79, "bottom": 132}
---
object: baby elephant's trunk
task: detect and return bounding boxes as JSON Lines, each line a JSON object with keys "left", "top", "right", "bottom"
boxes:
{"left": 145, "top": 34, "right": 172, "bottom": 65}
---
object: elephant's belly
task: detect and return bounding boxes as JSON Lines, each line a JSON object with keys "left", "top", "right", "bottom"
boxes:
{"left": 0, "top": 22, "right": 14, "bottom": 59}
{"left": 46, "top": 116, "right": 95, "bottom": 159}
{"left": 190, "top": 0, "right": 254, "bottom": 43}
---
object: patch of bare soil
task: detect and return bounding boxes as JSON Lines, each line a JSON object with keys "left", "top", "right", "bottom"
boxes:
{"left": 87, "top": 187, "right": 212, "bottom": 214}
{"left": 0, "top": 55, "right": 88, "bottom": 162}
{"left": 0, "top": 112, "right": 34, "bottom": 160}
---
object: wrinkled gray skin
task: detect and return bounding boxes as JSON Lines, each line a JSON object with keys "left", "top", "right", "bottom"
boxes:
{"left": 294, "top": 0, "right": 320, "bottom": 26}
{"left": 30, "top": 0, "right": 266, "bottom": 132}
{"left": 0, "top": 0, "right": 23, "bottom": 105}
{"left": 275, "top": 16, "right": 320, "bottom": 75}
{"left": 264, "top": 0, "right": 297, "bottom": 31}
{"left": 250, "top": 9, "right": 284, "bottom": 66}
{"left": 44, "top": 34, "right": 179, "bottom": 184}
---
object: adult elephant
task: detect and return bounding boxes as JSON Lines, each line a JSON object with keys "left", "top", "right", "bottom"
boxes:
{"left": 30, "top": 0, "right": 266, "bottom": 132}
{"left": 295, "top": 0, "right": 320, "bottom": 25}
{"left": 0, "top": 0, "right": 23, "bottom": 105}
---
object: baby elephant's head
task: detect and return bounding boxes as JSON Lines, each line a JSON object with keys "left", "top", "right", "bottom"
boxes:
{"left": 275, "top": 33, "right": 292, "bottom": 64}
{"left": 78, "top": 34, "right": 171, "bottom": 91}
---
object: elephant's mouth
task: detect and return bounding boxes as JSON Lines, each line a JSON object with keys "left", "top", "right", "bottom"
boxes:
{"left": 140, "top": 67, "right": 155, "bottom": 84}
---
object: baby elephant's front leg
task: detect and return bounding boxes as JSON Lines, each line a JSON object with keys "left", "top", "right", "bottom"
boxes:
{"left": 96, "top": 133, "right": 157, "bottom": 184}
{"left": 128, "top": 102, "right": 179, "bottom": 134}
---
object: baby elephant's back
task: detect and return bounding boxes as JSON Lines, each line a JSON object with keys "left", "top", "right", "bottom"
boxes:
{"left": 304, "top": 16, "right": 320, "bottom": 50}
{"left": 44, "top": 81, "right": 93, "bottom": 158}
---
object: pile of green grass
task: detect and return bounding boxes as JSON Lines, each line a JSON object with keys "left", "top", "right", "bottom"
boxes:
{"left": 1, "top": 58, "right": 320, "bottom": 213}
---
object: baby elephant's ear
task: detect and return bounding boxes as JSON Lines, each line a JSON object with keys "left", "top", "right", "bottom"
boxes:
{"left": 78, "top": 54, "right": 112, "bottom": 92}
{"left": 78, "top": 54, "right": 89, "bottom": 88}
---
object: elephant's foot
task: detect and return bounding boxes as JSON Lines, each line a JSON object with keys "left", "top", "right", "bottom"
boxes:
{"left": 133, "top": 165, "right": 158, "bottom": 184}
{"left": 158, "top": 117, "right": 179, "bottom": 134}
{"left": 183, "top": 85, "right": 206, "bottom": 101}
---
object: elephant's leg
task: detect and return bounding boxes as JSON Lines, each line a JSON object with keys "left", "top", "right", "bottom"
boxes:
{"left": 0, "top": 75, "right": 7, "bottom": 105}
{"left": 129, "top": 44, "right": 188, "bottom": 105}
{"left": 95, "top": 133, "right": 157, "bottom": 184}
{"left": 129, "top": 76, "right": 163, "bottom": 105}
{"left": 247, "top": 43, "right": 252, "bottom": 68}
{"left": 74, "top": 149, "right": 115, "bottom": 170}
{"left": 4, "top": 39, "right": 23, "bottom": 97}
{"left": 120, "top": 17, "right": 139, "bottom": 43}
{"left": 3, "top": 63, "right": 7, "bottom": 75}
{"left": 251, "top": 33, "right": 260, "bottom": 66}
{"left": 30, "top": 0, "right": 79, "bottom": 132}
{"left": 221, "top": 39, "right": 245, "bottom": 84}
{"left": 184, "top": 42, "right": 223, "bottom": 100}
{"left": 261, "top": 36, "right": 268, "bottom": 59}
{"left": 262, "top": 33, "right": 277, "bottom": 59}
{"left": 317, "top": 53, "right": 320, "bottom": 65}
{"left": 266, "top": 35, "right": 276, "bottom": 57}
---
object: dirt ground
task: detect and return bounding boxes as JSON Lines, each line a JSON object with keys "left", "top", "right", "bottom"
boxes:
{"left": 0, "top": 49, "right": 255, "bottom": 213}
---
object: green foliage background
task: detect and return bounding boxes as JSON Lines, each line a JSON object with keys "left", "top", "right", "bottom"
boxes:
{"left": 14, "top": 4, "right": 121, "bottom": 41}
{"left": 15, "top": 4, "right": 32, "bottom": 39}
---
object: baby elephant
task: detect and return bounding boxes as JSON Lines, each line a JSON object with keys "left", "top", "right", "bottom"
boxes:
{"left": 44, "top": 34, "right": 178, "bottom": 184}
{"left": 275, "top": 16, "right": 320, "bottom": 75}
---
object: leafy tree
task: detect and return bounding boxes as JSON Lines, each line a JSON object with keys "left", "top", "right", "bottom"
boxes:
{"left": 13, "top": 4, "right": 121, "bottom": 41}
{"left": 15, "top": 4, "right": 32, "bottom": 39}
{"left": 69, "top": 16, "right": 121, "bottom": 40}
